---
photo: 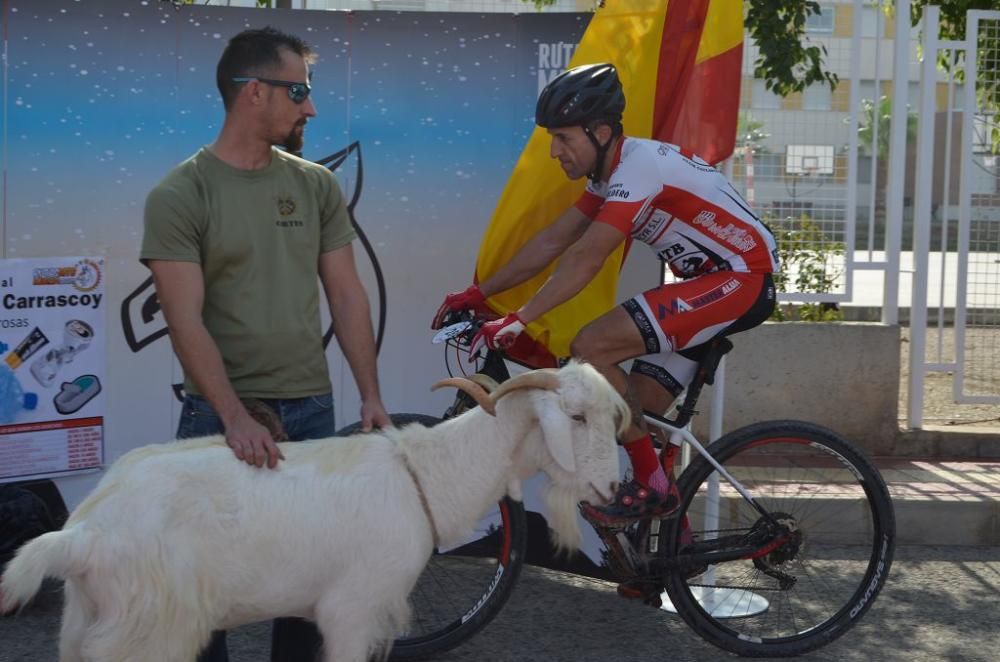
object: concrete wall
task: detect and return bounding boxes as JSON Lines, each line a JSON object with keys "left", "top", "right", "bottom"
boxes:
{"left": 689, "top": 322, "right": 901, "bottom": 456}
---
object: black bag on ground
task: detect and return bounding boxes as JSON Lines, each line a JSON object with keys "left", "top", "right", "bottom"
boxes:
{"left": 0, "top": 483, "right": 60, "bottom": 571}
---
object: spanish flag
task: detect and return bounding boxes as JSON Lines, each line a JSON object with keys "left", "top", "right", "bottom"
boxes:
{"left": 475, "top": 0, "right": 743, "bottom": 367}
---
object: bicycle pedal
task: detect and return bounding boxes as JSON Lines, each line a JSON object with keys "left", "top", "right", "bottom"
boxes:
{"left": 617, "top": 580, "right": 663, "bottom": 608}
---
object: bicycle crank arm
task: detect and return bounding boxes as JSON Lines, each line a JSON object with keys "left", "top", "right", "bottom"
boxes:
{"left": 589, "top": 522, "right": 642, "bottom": 581}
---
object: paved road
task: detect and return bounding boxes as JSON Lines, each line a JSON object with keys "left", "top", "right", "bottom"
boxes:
{"left": 2, "top": 545, "right": 998, "bottom": 662}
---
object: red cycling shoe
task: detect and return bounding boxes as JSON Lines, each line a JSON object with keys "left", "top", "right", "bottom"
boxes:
{"left": 581, "top": 478, "right": 679, "bottom": 527}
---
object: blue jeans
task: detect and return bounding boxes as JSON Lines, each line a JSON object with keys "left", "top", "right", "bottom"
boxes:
{"left": 179, "top": 392, "right": 335, "bottom": 662}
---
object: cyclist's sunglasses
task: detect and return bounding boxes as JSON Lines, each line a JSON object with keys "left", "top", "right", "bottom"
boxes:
{"left": 231, "top": 75, "right": 312, "bottom": 104}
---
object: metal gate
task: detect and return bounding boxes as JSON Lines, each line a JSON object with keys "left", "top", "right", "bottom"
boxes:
{"left": 908, "top": 6, "right": 1000, "bottom": 427}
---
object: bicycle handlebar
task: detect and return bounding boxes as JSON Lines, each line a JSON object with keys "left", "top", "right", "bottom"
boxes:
{"left": 432, "top": 310, "right": 484, "bottom": 348}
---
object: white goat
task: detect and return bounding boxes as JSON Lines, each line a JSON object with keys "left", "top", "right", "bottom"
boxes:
{"left": 1, "top": 361, "right": 629, "bottom": 662}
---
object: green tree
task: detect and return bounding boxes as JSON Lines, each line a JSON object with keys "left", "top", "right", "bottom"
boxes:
{"left": 857, "top": 95, "right": 918, "bottom": 159}
{"left": 769, "top": 214, "right": 846, "bottom": 322}
{"left": 744, "top": 0, "right": 837, "bottom": 95}
{"left": 856, "top": 94, "right": 918, "bottom": 216}
{"left": 737, "top": 111, "right": 770, "bottom": 155}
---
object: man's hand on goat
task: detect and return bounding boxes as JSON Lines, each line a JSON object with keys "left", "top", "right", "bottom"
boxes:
{"left": 224, "top": 412, "right": 285, "bottom": 469}
{"left": 431, "top": 284, "right": 485, "bottom": 330}
{"left": 360, "top": 398, "right": 392, "bottom": 432}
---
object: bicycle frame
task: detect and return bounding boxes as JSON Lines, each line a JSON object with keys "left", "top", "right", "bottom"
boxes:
{"left": 642, "top": 411, "right": 779, "bottom": 527}
{"left": 422, "top": 316, "right": 895, "bottom": 658}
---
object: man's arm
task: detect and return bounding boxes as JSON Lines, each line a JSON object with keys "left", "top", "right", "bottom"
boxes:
{"left": 478, "top": 205, "right": 591, "bottom": 297}
{"left": 319, "top": 244, "right": 391, "bottom": 431}
{"left": 516, "top": 221, "right": 627, "bottom": 323}
{"left": 147, "top": 259, "right": 283, "bottom": 468}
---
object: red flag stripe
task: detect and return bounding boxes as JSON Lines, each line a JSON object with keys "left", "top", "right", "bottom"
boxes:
{"left": 672, "top": 44, "right": 743, "bottom": 165}
{"left": 653, "top": 0, "right": 712, "bottom": 143}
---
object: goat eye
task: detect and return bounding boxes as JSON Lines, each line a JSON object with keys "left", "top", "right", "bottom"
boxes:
{"left": 571, "top": 414, "right": 587, "bottom": 424}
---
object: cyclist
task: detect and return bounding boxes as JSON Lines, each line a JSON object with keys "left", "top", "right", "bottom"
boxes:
{"left": 432, "top": 63, "right": 777, "bottom": 532}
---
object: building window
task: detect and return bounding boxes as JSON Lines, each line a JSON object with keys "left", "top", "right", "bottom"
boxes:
{"left": 806, "top": 5, "right": 835, "bottom": 33}
{"left": 803, "top": 84, "right": 833, "bottom": 111}
{"left": 752, "top": 79, "right": 782, "bottom": 110}
{"left": 861, "top": 5, "right": 881, "bottom": 38}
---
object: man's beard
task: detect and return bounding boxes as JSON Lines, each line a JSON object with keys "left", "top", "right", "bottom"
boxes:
{"left": 281, "top": 122, "right": 306, "bottom": 155}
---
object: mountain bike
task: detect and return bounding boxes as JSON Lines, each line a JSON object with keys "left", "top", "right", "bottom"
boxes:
{"left": 336, "top": 313, "right": 896, "bottom": 658}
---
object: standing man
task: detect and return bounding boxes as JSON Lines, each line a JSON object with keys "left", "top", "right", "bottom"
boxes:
{"left": 141, "top": 26, "right": 391, "bottom": 661}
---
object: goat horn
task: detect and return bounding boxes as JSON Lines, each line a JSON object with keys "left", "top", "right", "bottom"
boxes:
{"left": 490, "top": 369, "right": 561, "bottom": 402}
{"left": 468, "top": 373, "right": 501, "bottom": 393}
{"left": 431, "top": 377, "right": 497, "bottom": 416}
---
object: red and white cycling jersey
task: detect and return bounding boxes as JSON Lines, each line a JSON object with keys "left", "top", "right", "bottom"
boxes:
{"left": 576, "top": 138, "right": 779, "bottom": 278}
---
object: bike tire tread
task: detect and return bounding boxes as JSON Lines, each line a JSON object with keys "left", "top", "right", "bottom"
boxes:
{"left": 663, "top": 419, "right": 896, "bottom": 657}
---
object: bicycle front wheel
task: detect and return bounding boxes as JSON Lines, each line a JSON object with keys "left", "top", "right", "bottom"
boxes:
{"left": 337, "top": 413, "right": 527, "bottom": 659}
{"left": 664, "top": 420, "right": 895, "bottom": 657}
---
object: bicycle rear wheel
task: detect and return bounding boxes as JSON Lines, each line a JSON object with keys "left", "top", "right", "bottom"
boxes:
{"left": 336, "top": 414, "right": 527, "bottom": 659}
{"left": 663, "top": 420, "right": 895, "bottom": 657}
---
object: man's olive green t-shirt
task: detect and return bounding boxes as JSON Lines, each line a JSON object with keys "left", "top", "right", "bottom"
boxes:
{"left": 141, "top": 147, "right": 357, "bottom": 398}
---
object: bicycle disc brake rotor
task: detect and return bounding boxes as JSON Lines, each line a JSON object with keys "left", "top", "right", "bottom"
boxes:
{"left": 750, "top": 512, "right": 802, "bottom": 589}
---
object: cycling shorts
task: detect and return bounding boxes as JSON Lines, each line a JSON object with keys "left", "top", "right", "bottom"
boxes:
{"left": 624, "top": 272, "right": 775, "bottom": 396}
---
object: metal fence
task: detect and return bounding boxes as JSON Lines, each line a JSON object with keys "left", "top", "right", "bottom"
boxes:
{"left": 909, "top": 6, "right": 1000, "bottom": 427}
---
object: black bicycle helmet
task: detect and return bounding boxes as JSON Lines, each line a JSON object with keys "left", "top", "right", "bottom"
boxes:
{"left": 535, "top": 63, "right": 625, "bottom": 129}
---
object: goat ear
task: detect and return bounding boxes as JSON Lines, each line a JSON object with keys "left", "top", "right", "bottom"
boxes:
{"left": 536, "top": 395, "right": 576, "bottom": 473}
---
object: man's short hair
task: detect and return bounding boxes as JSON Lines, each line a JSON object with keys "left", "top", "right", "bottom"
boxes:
{"left": 216, "top": 26, "right": 315, "bottom": 111}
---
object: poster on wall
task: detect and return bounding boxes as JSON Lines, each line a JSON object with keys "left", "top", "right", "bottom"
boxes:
{"left": 0, "top": 257, "right": 105, "bottom": 484}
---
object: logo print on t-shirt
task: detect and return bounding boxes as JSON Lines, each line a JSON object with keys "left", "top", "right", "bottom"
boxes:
{"left": 277, "top": 196, "right": 296, "bottom": 216}
{"left": 681, "top": 256, "right": 704, "bottom": 273}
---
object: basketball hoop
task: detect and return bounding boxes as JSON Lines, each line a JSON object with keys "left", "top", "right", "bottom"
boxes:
{"left": 801, "top": 155, "right": 819, "bottom": 177}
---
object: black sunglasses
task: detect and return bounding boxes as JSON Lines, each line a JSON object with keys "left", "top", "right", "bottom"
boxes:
{"left": 232, "top": 76, "right": 312, "bottom": 104}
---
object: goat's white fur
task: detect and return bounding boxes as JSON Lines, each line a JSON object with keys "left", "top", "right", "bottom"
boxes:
{"left": 1, "top": 361, "right": 628, "bottom": 662}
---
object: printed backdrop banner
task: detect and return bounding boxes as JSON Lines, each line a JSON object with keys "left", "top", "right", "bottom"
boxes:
{"left": 0, "top": 258, "right": 105, "bottom": 483}
{"left": 475, "top": 0, "right": 743, "bottom": 364}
